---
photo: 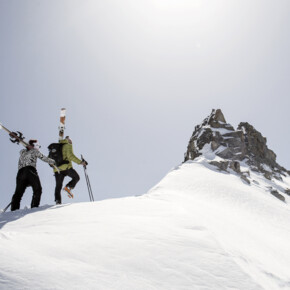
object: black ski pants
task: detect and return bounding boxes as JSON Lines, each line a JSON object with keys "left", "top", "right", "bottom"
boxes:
{"left": 11, "top": 166, "right": 42, "bottom": 211}
{"left": 54, "top": 168, "right": 80, "bottom": 202}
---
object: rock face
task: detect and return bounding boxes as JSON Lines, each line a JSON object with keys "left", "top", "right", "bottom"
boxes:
{"left": 184, "top": 109, "right": 289, "bottom": 201}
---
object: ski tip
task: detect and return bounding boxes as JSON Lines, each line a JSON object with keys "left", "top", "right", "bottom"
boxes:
{"left": 60, "top": 108, "right": 66, "bottom": 117}
{"left": 0, "top": 123, "right": 2, "bottom": 129}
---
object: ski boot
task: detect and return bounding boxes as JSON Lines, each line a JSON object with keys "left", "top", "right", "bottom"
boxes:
{"left": 63, "top": 186, "right": 74, "bottom": 198}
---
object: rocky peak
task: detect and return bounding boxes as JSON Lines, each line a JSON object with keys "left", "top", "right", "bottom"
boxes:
{"left": 184, "top": 109, "right": 289, "bottom": 201}
{"left": 199, "top": 109, "right": 233, "bottom": 130}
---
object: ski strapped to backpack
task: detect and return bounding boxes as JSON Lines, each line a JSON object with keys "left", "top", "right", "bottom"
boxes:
{"left": 47, "top": 108, "right": 69, "bottom": 167}
{"left": 59, "top": 108, "right": 66, "bottom": 141}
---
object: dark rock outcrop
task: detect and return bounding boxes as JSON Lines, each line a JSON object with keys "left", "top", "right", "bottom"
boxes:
{"left": 240, "top": 174, "right": 251, "bottom": 185}
{"left": 229, "top": 161, "right": 241, "bottom": 174}
{"left": 184, "top": 109, "right": 288, "bottom": 181}
{"left": 184, "top": 109, "right": 289, "bottom": 202}
{"left": 270, "top": 189, "right": 285, "bottom": 202}
{"left": 209, "top": 161, "right": 229, "bottom": 172}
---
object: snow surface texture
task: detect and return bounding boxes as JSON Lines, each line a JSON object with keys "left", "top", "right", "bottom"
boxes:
{"left": 1, "top": 159, "right": 290, "bottom": 289}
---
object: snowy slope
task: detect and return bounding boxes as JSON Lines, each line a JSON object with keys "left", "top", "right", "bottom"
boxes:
{"left": 0, "top": 160, "right": 290, "bottom": 290}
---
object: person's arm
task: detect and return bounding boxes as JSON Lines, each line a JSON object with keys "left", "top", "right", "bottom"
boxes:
{"left": 66, "top": 145, "right": 82, "bottom": 165}
{"left": 36, "top": 150, "right": 55, "bottom": 165}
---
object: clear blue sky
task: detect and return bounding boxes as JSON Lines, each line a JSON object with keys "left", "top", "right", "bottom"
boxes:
{"left": 1, "top": 0, "right": 290, "bottom": 208}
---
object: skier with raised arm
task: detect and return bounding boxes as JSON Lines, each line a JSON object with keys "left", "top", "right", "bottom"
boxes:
{"left": 11, "top": 140, "right": 56, "bottom": 211}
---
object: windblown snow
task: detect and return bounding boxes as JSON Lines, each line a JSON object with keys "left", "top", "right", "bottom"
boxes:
{"left": 1, "top": 159, "right": 290, "bottom": 290}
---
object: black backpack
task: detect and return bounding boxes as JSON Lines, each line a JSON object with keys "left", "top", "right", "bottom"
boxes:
{"left": 48, "top": 143, "right": 69, "bottom": 167}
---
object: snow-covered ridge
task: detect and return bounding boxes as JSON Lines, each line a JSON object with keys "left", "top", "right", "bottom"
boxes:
{"left": 1, "top": 160, "right": 290, "bottom": 289}
{"left": 0, "top": 109, "right": 290, "bottom": 290}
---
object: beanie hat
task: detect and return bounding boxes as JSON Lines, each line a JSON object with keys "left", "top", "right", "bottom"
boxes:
{"left": 29, "top": 140, "right": 38, "bottom": 147}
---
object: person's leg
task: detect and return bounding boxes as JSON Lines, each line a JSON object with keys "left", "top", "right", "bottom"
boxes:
{"left": 28, "top": 168, "right": 42, "bottom": 208}
{"left": 66, "top": 169, "right": 80, "bottom": 189}
{"left": 54, "top": 171, "right": 66, "bottom": 204}
{"left": 11, "top": 168, "right": 28, "bottom": 211}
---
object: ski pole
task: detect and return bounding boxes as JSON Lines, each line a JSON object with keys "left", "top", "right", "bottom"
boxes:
{"left": 85, "top": 166, "right": 94, "bottom": 202}
{"left": 84, "top": 167, "right": 93, "bottom": 201}
{"left": 81, "top": 155, "right": 94, "bottom": 202}
{"left": 85, "top": 165, "right": 94, "bottom": 202}
{"left": 2, "top": 202, "right": 11, "bottom": 213}
{"left": 85, "top": 167, "right": 94, "bottom": 202}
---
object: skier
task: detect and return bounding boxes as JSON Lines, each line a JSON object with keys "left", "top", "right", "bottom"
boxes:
{"left": 53, "top": 136, "right": 85, "bottom": 204}
{"left": 11, "top": 140, "right": 56, "bottom": 211}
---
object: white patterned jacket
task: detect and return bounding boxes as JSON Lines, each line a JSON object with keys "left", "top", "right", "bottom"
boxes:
{"left": 18, "top": 148, "right": 55, "bottom": 170}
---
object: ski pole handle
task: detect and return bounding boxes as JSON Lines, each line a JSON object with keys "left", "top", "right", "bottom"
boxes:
{"left": 81, "top": 154, "right": 88, "bottom": 166}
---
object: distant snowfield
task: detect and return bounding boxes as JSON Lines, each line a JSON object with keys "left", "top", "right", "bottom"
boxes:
{"left": 0, "top": 161, "right": 290, "bottom": 290}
